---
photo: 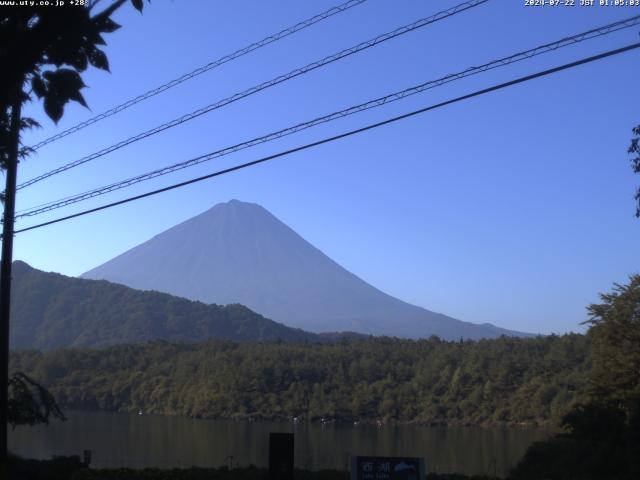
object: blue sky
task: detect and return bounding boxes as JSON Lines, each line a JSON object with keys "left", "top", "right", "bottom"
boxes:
{"left": 13, "top": 0, "right": 640, "bottom": 334}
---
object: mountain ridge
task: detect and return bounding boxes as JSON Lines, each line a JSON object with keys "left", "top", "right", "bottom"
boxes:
{"left": 82, "top": 199, "right": 531, "bottom": 340}
{"left": 10, "top": 260, "right": 322, "bottom": 350}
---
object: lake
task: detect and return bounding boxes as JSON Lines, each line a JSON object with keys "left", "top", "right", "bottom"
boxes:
{"left": 9, "top": 410, "right": 549, "bottom": 477}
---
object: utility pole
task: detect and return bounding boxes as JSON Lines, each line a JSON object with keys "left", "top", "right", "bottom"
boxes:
{"left": 0, "top": 95, "right": 22, "bottom": 471}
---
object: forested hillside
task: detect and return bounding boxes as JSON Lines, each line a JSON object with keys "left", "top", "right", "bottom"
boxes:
{"left": 10, "top": 261, "right": 319, "bottom": 349}
{"left": 11, "top": 334, "right": 590, "bottom": 426}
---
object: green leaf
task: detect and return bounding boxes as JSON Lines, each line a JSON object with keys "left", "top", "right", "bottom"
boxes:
{"left": 94, "top": 33, "right": 107, "bottom": 46}
{"left": 50, "top": 68, "right": 85, "bottom": 89}
{"left": 69, "top": 50, "right": 89, "bottom": 72}
{"left": 20, "top": 117, "right": 41, "bottom": 130}
{"left": 68, "top": 89, "right": 88, "bottom": 108}
{"left": 88, "top": 48, "right": 109, "bottom": 72}
{"left": 96, "top": 16, "right": 121, "bottom": 33}
{"left": 43, "top": 96, "right": 64, "bottom": 124}
{"left": 46, "top": 69, "right": 89, "bottom": 110}
{"left": 31, "top": 76, "right": 47, "bottom": 98}
{"left": 131, "top": 0, "right": 144, "bottom": 12}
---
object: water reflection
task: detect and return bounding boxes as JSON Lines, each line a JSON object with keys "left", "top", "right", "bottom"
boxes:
{"left": 9, "top": 410, "right": 549, "bottom": 477}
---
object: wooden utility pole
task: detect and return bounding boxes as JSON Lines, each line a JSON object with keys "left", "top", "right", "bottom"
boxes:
{"left": 0, "top": 96, "right": 22, "bottom": 470}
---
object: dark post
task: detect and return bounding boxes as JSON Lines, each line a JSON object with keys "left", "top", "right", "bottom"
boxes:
{"left": 83, "top": 449, "right": 92, "bottom": 467}
{"left": 268, "top": 432, "right": 294, "bottom": 480}
{"left": 0, "top": 97, "right": 22, "bottom": 471}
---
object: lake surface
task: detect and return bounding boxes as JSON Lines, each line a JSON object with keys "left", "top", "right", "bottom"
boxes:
{"left": 9, "top": 410, "right": 549, "bottom": 477}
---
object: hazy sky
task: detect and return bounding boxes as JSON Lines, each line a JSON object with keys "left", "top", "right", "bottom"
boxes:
{"left": 13, "top": 0, "right": 640, "bottom": 335}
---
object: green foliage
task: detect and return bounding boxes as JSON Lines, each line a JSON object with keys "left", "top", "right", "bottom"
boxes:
{"left": 511, "top": 401, "right": 640, "bottom": 480}
{"left": 585, "top": 274, "right": 640, "bottom": 412}
{"left": 7, "top": 371, "right": 65, "bottom": 429}
{"left": 0, "top": 0, "right": 148, "bottom": 169}
{"left": 11, "top": 334, "right": 590, "bottom": 426}
{"left": 512, "top": 276, "right": 640, "bottom": 479}
{"left": 11, "top": 261, "right": 318, "bottom": 349}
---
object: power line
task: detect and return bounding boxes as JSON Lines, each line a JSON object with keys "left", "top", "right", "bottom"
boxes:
{"left": 28, "top": 0, "right": 370, "bottom": 151}
{"left": 13, "top": 42, "right": 640, "bottom": 236}
{"left": 16, "top": 0, "right": 490, "bottom": 191}
{"left": 16, "top": 14, "right": 640, "bottom": 219}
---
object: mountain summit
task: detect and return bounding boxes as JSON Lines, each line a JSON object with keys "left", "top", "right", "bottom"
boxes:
{"left": 82, "top": 200, "right": 528, "bottom": 340}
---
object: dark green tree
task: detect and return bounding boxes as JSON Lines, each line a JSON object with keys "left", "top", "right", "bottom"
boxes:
{"left": 586, "top": 275, "right": 640, "bottom": 413}
{"left": 512, "top": 276, "right": 640, "bottom": 480}
{"left": 0, "top": 0, "right": 149, "bottom": 470}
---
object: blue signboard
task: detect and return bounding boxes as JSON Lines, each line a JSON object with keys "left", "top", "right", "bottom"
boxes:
{"left": 351, "top": 456, "right": 425, "bottom": 480}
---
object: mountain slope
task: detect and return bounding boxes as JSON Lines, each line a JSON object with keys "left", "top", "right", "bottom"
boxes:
{"left": 10, "top": 261, "right": 319, "bottom": 350}
{"left": 83, "top": 200, "right": 530, "bottom": 340}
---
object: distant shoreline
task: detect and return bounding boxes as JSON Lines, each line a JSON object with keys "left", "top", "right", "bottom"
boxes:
{"left": 47, "top": 407, "right": 558, "bottom": 430}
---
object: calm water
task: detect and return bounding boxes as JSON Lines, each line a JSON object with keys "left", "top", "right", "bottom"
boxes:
{"left": 9, "top": 411, "right": 549, "bottom": 477}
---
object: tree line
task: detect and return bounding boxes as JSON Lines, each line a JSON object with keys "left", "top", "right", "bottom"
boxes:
{"left": 11, "top": 334, "right": 590, "bottom": 426}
